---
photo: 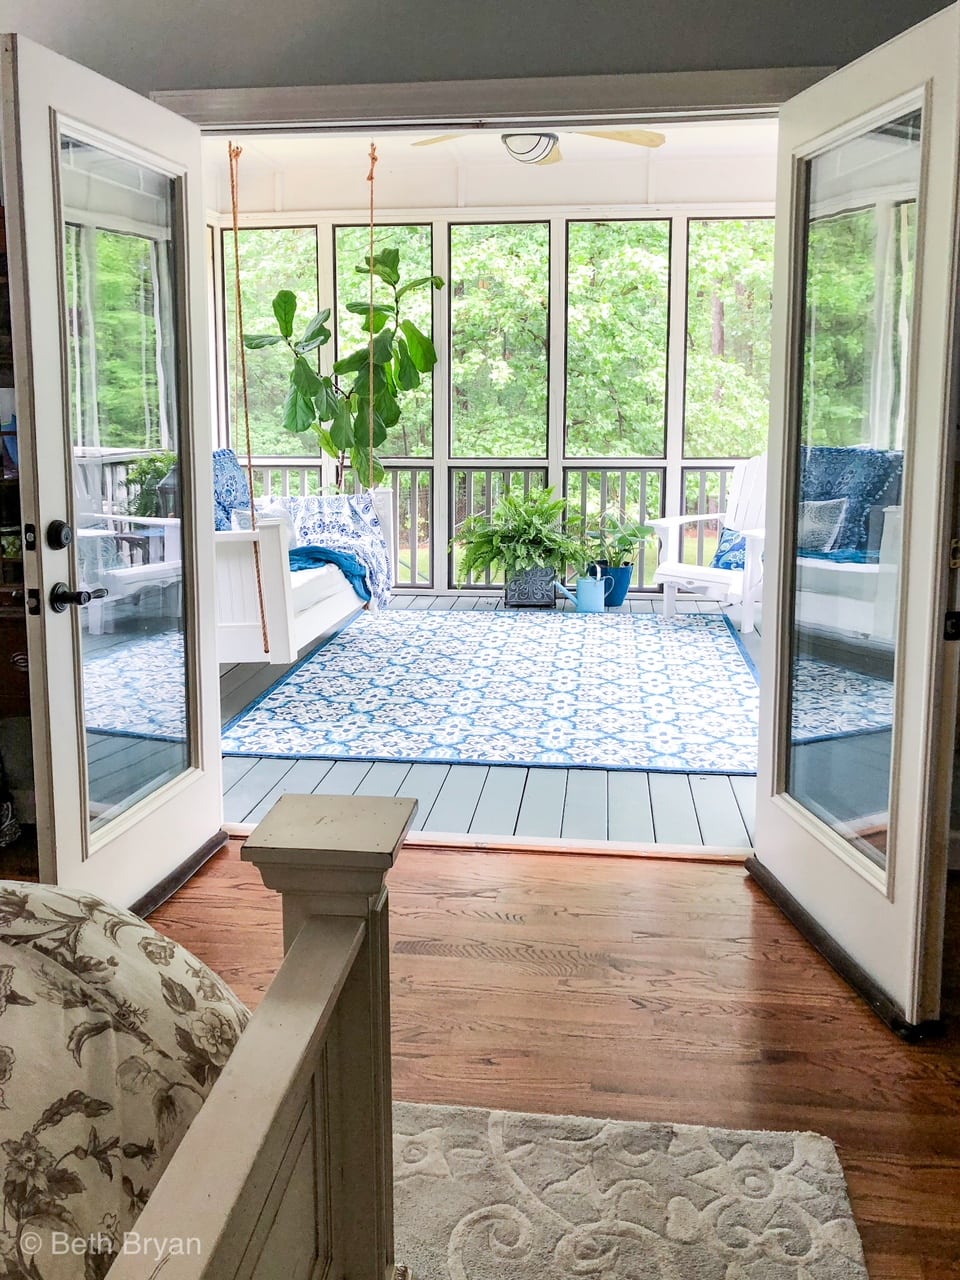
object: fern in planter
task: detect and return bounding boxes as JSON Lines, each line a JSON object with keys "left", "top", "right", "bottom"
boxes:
{"left": 451, "top": 488, "right": 579, "bottom": 603}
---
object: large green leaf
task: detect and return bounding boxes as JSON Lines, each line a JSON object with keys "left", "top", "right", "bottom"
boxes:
{"left": 315, "top": 427, "right": 337, "bottom": 458}
{"left": 395, "top": 274, "right": 444, "bottom": 300}
{"left": 374, "top": 384, "right": 401, "bottom": 429}
{"left": 282, "top": 384, "right": 316, "bottom": 434}
{"left": 329, "top": 403, "right": 355, "bottom": 451}
{"left": 291, "top": 355, "right": 323, "bottom": 399}
{"left": 333, "top": 347, "right": 368, "bottom": 375}
{"left": 393, "top": 336, "right": 421, "bottom": 391}
{"left": 242, "top": 334, "right": 283, "bottom": 349}
{"left": 370, "top": 327, "right": 394, "bottom": 366}
{"left": 313, "top": 376, "right": 338, "bottom": 422}
{"left": 272, "top": 290, "right": 298, "bottom": 339}
{"left": 345, "top": 301, "right": 395, "bottom": 319}
{"left": 300, "top": 308, "right": 332, "bottom": 343}
{"left": 351, "top": 445, "right": 385, "bottom": 488}
{"left": 400, "top": 320, "right": 437, "bottom": 372}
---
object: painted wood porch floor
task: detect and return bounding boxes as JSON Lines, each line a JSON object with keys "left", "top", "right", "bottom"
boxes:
{"left": 220, "top": 593, "right": 758, "bottom": 849}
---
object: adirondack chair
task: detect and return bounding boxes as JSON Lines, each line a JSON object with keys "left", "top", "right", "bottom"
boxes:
{"left": 651, "top": 454, "right": 766, "bottom": 633}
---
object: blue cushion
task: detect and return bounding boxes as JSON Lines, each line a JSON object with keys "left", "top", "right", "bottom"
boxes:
{"left": 212, "top": 449, "right": 251, "bottom": 531}
{"left": 799, "top": 447, "right": 902, "bottom": 559}
{"left": 711, "top": 525, "right": 746, "bottom": 571}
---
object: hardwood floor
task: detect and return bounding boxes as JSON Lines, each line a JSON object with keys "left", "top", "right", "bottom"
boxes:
{"left": 149, "top": 839, "right": 960, "bottom": 1280}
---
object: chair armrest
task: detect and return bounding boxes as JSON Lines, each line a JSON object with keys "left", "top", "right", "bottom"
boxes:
{"left": 650, "top": 511, "right": 728, "bottom": 565}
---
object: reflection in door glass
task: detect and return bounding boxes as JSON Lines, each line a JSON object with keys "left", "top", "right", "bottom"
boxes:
{"left": 60, "top": 134, "right": 189, "bottom": 834}
{"left": 787, "top": 109, "right": 921, "bottom": 868}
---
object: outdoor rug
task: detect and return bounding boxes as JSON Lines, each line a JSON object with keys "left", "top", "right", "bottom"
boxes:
{"left": 82, "top": 630, "right": 187, "bottom": 742}
{"left": 219, "top": 609, "right": 892, "bottom": 774}
{"left": 392, "top": 1101, "right": 869, "bottom": 1279}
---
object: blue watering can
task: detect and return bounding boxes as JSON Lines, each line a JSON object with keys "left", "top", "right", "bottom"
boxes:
{"left": 556, "top": 567, "right": 613, "bottom": 613}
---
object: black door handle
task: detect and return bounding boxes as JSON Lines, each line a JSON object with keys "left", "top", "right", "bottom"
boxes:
{"left": 49, "top": 583, "right": 109, "bottom": 613}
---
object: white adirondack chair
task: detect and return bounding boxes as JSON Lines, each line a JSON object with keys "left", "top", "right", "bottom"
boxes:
{"left": 651, "top": 454, "right": 766, "bottom": 633}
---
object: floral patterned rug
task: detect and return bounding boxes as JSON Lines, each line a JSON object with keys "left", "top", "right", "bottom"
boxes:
{"left": 218, "top": 610, "right": 892, "bottom": 774}
{"left": 392, "top": 1102, "right": 869, "bottom": 1280}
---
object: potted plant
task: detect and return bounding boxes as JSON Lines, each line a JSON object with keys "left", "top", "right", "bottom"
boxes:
{"left": 243, "top": 247, "right": 444, "bottom": 488}
{"left": 451, "top": 487, "right": 579, "bottom": 607}
{"left": 589, "top": 511, "right": 653, "bottom": 607}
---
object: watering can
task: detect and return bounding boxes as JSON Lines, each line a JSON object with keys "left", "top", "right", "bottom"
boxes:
{"left": 555, "top": 566, "right": 613, "bottom": 613}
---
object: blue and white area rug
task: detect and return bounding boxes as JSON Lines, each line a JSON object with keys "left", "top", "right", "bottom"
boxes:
{"left": 220, "top": 610, "right": 891, "bottom": 774}
{"left": 83, "top": 630, "right": 187, "bottom": 742}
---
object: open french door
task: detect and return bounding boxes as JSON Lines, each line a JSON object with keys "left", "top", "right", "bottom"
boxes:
{"left": 754, "top": 4, "right": 960, "bottom": 1030}
{"left": 0, "top": 35, "right": 221, "bottom": 906}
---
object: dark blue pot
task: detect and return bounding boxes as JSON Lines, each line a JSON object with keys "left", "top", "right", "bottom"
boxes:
{"left": 602, "top": 564, "right": 633, "bottom": 607}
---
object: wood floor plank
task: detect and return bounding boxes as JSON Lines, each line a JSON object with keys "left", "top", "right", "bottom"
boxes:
{"left": 398, "top": 764, "right": 450, "bottom": 832}
{"left": 688, "top": 775, "right": 752, "bottom": 848}
{"left": 473, "top": 596, "right": 500, "bottom": 610}
{"left": 470, "top": 767, "right": 527, "bottom": 836}
{"left": 514, "top": 768, "right": 567, "bottom": 839}
{"left": 310, "top": 760, "right": 374, "bottom": 795}
{"left": 354, "top": 761, "right": 413, "bottom": 797}
{"left": 729, "top": 774, "right": 757, "bottom": 843}
{"left": 150, "top": 843, "right": 960, "bottom": 1280}
{"left": 428, "top": 596, "right": 457, "bottom": 610}
{"left": 244, "top": 758, "right": 337, "bottom": 825}
{"left": 648, "top": 772, "right": 702, "bottom": 844}
{"left": 222, "top": 758, "right": 296, "bottom": 823}
{"left": 607, "top": 771, "right": 655, "bottom": 843}
{"left": 421, "top": 764, "right": 488, "bottom": 833}
{"left": 387, "top": 595, "right": 414, "bottom": 609}
{"left": 561, "top": 769, "right": 608, "bottom": 840}
{"left": 450, "top": 596, "right": 479, "bottom": 610}
{"left": 221, "top": 755, "right": 258, "bottom": 791}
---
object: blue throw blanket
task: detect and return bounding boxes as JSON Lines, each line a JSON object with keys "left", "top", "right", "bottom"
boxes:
{"left": 289, "top": 545, "right": 372, "bottom": 603}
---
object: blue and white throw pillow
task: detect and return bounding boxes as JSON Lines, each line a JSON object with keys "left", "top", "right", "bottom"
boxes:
{"left": 711, "top": 525, "right": 747, "bottom": 571}
{"left": 797, "top": 497, "right": 847, "bottom": 554}
{"left": 212, "top": 449, "right": 251, "bottom": 531}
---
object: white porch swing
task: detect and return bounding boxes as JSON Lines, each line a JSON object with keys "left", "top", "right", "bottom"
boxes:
{"left": 213, "top": 143, "right": 395, "bottom": 665}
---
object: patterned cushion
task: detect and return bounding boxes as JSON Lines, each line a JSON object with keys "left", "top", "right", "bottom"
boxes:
{"left": 0, "top": 882, "right": 249, "bottom": 1267}
{"left": 799, "top": 446, "right": 902, "bottom": 558}
{"left": 212, "top": 448, "right": 251, "bottom": 531}
{"left": 711, "top": 525, "right": 746, "bottom": 571}
{"left": 797, "top": 497, "right": 847, "bottom": 553}
{"left": 259, "top": 493, "right": 393, "bottom": 609}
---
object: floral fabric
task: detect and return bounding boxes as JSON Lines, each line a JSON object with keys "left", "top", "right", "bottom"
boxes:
{"left": 799, "top": 446, "right": 902, "bottom": 560}
{"left": 212, "top": 449, "right": 252, "bottom": 532}
{"left": 258, "top": 492, "right": 393, "bottom": 610}
{"left": 0, "top": 882, "right": 249, "bottom": 1276}
{"left": 710, "top": 525, "right": 746, "bottom": 571}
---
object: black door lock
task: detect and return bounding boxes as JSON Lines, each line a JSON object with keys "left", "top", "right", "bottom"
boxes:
{"left": 49, "top": 583, "right": 108, "bottom": 613}
{"left": 46, "top": 520, "right": 73, "bottom": 550}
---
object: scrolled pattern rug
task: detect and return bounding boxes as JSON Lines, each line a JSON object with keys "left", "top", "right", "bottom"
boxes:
{"left": 218, "top": 609, "right": 893, "bottom": 774}
{"left": 392, "top": 1102, "right": 869, "bottom": 1279}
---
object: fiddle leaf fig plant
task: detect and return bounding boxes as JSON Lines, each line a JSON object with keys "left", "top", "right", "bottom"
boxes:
{"left": 243, "top": 248, "right": 443, "bottom": 487}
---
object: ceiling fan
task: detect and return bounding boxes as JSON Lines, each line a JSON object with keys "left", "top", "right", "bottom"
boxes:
{"left": 411, "top": 127, "right": 665, "bottom": 166}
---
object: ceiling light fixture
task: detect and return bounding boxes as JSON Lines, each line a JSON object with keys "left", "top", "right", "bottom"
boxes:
{"left": 501, "top": 132, "right": 559, "bottom": 164}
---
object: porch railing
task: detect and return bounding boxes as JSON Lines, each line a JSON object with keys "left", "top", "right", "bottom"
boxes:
{"left": 449, "top": 466, "right": 548, "bottom": 589}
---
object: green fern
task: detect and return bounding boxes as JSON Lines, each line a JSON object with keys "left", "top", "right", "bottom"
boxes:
{"left": 451, "top": 487, "right": 579, "bottom": 584}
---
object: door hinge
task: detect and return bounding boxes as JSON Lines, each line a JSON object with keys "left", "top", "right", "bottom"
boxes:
{"left": 945, "top": 611, "right": 960, "bottom": 640}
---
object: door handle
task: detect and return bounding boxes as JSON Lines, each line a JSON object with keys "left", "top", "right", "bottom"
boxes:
{"left": 49, "top": 583, "right": 108, "bottom": 613}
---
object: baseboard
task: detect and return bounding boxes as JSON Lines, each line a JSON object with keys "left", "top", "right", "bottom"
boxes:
{"left": 223, "top": 820, "right": 749, "bottom": 862}
{"left": 745, "top": 854, "right": 944, "bottom": 1042}
{"left": 132, "top": 830, "right": 229, "bottom": 918}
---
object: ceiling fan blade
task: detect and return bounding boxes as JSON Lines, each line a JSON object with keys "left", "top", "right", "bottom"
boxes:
{"left": 577, "top": 127, "right": 666, "bottom": 149}
{"left": 535, "top": 145, "right": 562, "bottom": 166}
{"left": 410, "top": 134, "right": 462, "bottom": 148}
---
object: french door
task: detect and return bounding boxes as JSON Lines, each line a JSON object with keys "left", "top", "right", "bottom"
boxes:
{"left": 0, "top": 35, "right": 221, "bottom": 906}
{"left": 754, "top": 4, "right": 960, "bottom": 1029}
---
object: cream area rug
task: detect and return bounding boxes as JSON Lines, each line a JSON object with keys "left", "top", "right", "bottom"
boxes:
{"left": 392, "top": 1103, "right": 869, "bottom": 1279}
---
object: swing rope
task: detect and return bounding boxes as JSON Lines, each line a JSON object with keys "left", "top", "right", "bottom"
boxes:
{"left": 366, "top": 142, "right": 378, "bottom": 491}
{"left": 228, "top": 142, "right": 270, "bottom": 655}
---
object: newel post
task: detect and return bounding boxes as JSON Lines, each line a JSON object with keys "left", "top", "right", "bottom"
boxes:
{"left": 242, "top": 794, "right": 416, "bottom": 1280}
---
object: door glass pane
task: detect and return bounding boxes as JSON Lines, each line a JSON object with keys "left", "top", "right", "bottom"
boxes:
{"left": 786, "top": 108, "right": 921, "bottom": 869}
{"left": 450, "top": 223, "right": 549, "bottom": 458}
{"left": 335, "top": 224, "right": 433, "bottom": 458}
{"left": 61, "top": 133, "right": 190, "bottom": 833}
{"left": 565, "top": 220, "right": 670, "bottom": 458}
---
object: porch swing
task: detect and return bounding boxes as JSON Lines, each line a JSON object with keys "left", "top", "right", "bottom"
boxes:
{"left": 213, "top": 144, "right": 396, "bottom": 665}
